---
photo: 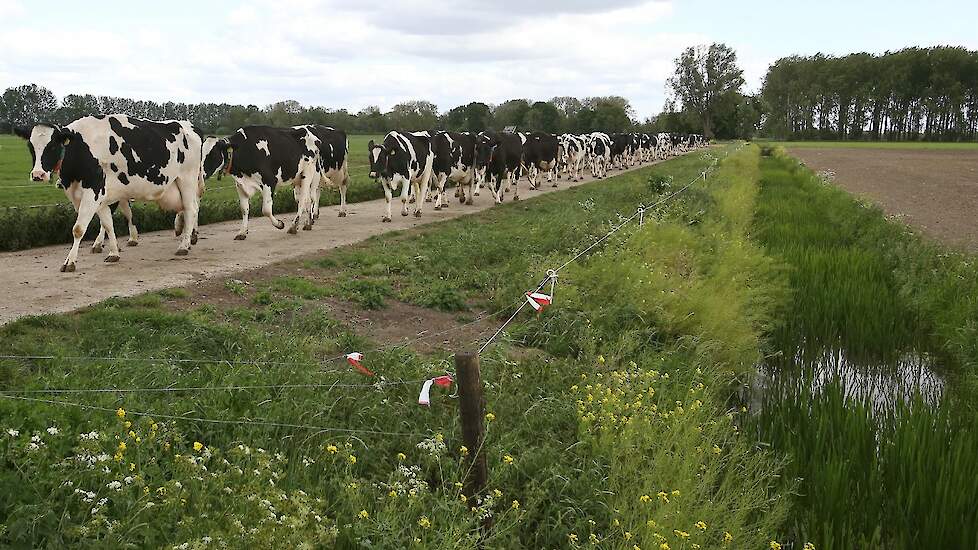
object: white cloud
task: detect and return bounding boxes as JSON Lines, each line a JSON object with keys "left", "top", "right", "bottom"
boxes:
{"left": 0, "top": 0, "right": 704, "bottom": 119}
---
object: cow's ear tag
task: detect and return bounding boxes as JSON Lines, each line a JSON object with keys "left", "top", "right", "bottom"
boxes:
{"left": 63, "top": 138, "right": 70, "bottom": 146}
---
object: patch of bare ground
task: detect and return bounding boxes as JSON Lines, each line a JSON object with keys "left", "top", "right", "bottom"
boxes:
{"left": 788, "top": 147, "right": 978, "bottom": 251}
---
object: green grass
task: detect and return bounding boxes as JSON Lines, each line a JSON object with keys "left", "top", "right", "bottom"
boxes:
{"left": 747, "top": 149, "right": 978, "bottom": 550}
{"left": 0, "top": 134, "right": 385, "bottom": 251}
{"left": 0, "top": 145, "right": 795, "bottom": 548}
{"left": 762, "top": 139, "right": 978, "bottom": 150}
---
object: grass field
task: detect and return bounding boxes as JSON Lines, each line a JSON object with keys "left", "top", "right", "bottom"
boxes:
{"left": 0, "top": 145, "right": 800, "bottom": 549}
{"left": 761, "top": 139, "right": 978, "bottom": 150}
{"left": 0, "top": 134, "right": 382, "bottom": 209}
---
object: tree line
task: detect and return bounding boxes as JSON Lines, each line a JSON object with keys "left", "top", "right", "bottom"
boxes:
{"left": 0, "top": 85, "right": 645, "bottom": 136}
{"left": 761, "top": 46, "right": 978, "bottom": 141}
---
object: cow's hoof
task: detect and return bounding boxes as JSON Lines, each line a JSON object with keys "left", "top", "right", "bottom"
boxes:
{"left": 302, "top": 224, "right": 312, "bottom": 231}
{"left": 513, "top": 196, "right": 520, "bottom": 201}
{"left": 552, "top": 183, "right": 559, "bottom": 188}
{"left": 465, "top": 199, "right": 473, "bottom": 205}
{"left": 401, "top": 211, "right": 409, "bottom": 217}
{"left": 274, "top": 220, "right": 285, "bottom": 230}
{"left": 409, "top": 197, "right": 416, "bottom": 204}
{"left": 61, "top": 263, "right": 75, "bottom": 273}
{"left": 91, "top": 244, "right": 103, "bottom": 254}
{"left": 127, "top": 240, "right": 139, "bottom": 247}
{"left": 434, "top": 205, "right": 441, "bottom": 211}
{"left": 287, "top": 226, "right": 298, "bottom": 235}
{"left": 338, "top": 211, "right": 347, "bottom": 218}
{"left": 105, "top": 254, "right": 121, "bottom": 263}
{"left": 414, "top": 211, "right": 422, "bottom": 218}
{"left": 174, "top": 249, "right": 189, "bottom": 257}
{"left": 474, "top": 191, "right": 480, "bottom": 196}
{"left": 382, "top": 217, "right": 392, "bottom": 223}
{"left": 234, "top": 234, "right": 247, "bottom": 241}
{"left": 190, "top": 232, "right": 198, "bottom": 245}
{"left": 425, "top": 197, "right": 432, "bottom": 203}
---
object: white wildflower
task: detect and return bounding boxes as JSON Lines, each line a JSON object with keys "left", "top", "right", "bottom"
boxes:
{"left": 46, "top": 427, "right": 60, "bottom": 435}
{"left": 7, "top": 429, "right": 20, "bottom": 437}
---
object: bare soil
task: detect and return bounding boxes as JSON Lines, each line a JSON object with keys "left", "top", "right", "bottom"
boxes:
{"left": 788, "top": 147, "right": 978, "bottom": 251}
{"left": 0, "top": 158, "right": 671, "bottom": 326}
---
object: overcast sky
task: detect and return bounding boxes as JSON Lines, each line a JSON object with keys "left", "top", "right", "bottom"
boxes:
{"left": 1, "top": 0, "right": 975, "bottom": 119}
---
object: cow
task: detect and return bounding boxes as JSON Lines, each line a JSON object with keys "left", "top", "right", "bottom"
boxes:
{"left": 588, "top": 132, "right": 612, "bottom": 179}
{"left": 16, "top": 116, "right": 202, "bottom": 272}
{"left": 558, "top": 134, "right": 586, "bottom": 182}
{"left": 367, "top": 131, "right": 434, "bottom": 221}
{"left": 294, "top": 124, "right": 350, "bottom": 219}
{"left": 202, "top": 125, "right": 320, "bottom": 239}
{"left": 609, "top": 133, "right": 632, "bottom": 170}
{"left": 474, "top": 131, "right": 524, "bottom": 202}
{"left": 521, "top": 132, "right": 559, "bottom": 189}
{"left": 430, "top": 131, "right": 477, "bottom": 207}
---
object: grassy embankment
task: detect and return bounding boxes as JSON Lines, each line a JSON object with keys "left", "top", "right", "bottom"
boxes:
{"left": 0, "top": 145, "right": 797, "bottom": 548}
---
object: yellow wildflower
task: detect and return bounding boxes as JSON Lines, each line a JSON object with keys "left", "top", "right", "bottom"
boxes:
{"left": 660, "top": 543, "right": 670, "bottom": 550}
{"left": 459, "top": 446, "right": 469, "bottom": 456}
{"left": 326, "top": 444, "right": 338, "bottom": 454}
{"left": 712, "top": 445, "right": 722, "bottom": 455}
{"left": 723, "top": 531, "right": 733, "bottom": 543}
{"left": 674, "top": 530, "right": 689, "bottom": 539}
{"left": 114, "top": 452, "right": 123, "bottom": 462}
{"left": 639, "top": 494, "right": 652, "bottom": 503}
{"left": 803, "top": 544, "right": 816, "bottom": 550}
{"left": 358, "top": 510, "right": 369, "bottom": 520}
{"left": 511, "top": 500, "right": 520, "bottom": 510}
{"left": 129, "top": 463, "right": 135, "bottom": 472}
{"left": 657, "top": 491, "right": 669, "bottom": 503}
{"left": 770, "top": 542, "right": 782, "bottom": 550}
{"left": 695, "top": 521, "right": 707, "bottom": 530}
{"left": 503, "top": 454, "right": 514, "bottom": 465}
{"left": 193, "top": 441, "right": 204, "bottom": 452}
{"left": 117, "top": 441, "right": 127, "bottom": 452}
{"left": 485, "top": 413, "right": 496, "bottom": 422}
{"left": 151, "top": 423, "right": 159, "bottom": 432}
{"left": 348, "top": 455, "right": 357, "bottom": 465}
{"left": 568, "top": 533, "right": 578, "bottom": 543}
{"left": 625, "top": 531, "right": 632, "bottom": 540}
{"left": 597, "top": 355, "right": 605, "bottom": 364}
{"left": 492, "top": 489, "right": 502, "bottom": 498}
{"left": 125, "top": 421, "right": 132, "bottom": 429}
{"left": 397, "top": 452, "right": 406, "bottom": 461}
{"left": 417, "top": 516, "right": 431, "bottom": 528}
{"left": 116, "top": 408, "right": 126, "bottom": 419}
{"left": 671, "top": 490, "right": 680, "bottom": 497}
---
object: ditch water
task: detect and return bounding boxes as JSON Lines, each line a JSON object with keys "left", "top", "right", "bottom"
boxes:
{"left": 747, "top": 342, "right": 947, "bottom": 417}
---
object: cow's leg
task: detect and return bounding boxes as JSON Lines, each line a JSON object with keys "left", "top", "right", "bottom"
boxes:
{"left": 234, "top": 184, "right": 252, "bottom": 240}
{"left": 511, "top": 171, "right": 520, "bottom": 201}
{"left": 95, "top": 204, "right": 121, "bottom": 263}
{"left": 62, "top": 192, "right": 101, "bottom": 272}
{"left": 290, "top": 172, "right": 313, "bottom": 233}
{"left": 174, "top": 179, "right": 199, "bottom": 254}
{"left": 464, "top": 173, "right": 474, "bottom": 205}
{"left": 261, "top": 184, "right": 285, "bottom": 231}
{"left": 381, "top": 179, "right": 393, "bottom": 222}
{"left": 433, "top": 174, "right": 446, "bottom": 210}
{"left": 118, "top": 200, "right": 139, "bottom": 246}
{"left": 92, "top": 225, "right": 106, "bottom": 253}
{"left": 338, "top": 171, "right": 349, "bottom": 217}
{"left": 474, "top": 170, "right": 482, "bottom": 196}
{"left": 398, "top": 176, "right": 411, "bottom": 217}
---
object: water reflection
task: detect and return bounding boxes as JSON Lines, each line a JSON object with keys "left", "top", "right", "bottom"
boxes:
{"left": 750, "top": 346, "right": 945, "bottom": 414}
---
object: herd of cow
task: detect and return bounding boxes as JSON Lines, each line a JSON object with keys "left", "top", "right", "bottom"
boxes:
{"left": 13, "top": 115, "right": 705, "bottom": 272}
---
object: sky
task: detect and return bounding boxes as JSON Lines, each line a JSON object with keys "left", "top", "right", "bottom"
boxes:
{"left": 1, "top": 0, "right": 976, "bottom": 120}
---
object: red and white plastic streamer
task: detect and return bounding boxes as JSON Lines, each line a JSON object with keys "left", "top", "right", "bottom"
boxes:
{"left": 345, "top": 352, "right": 375, "bottom": 376}
{"left": 418, "top": 375, "right": 453, "bottom": 406}
{"left": 525, "top": 271, "right": 557, "bottom": 313}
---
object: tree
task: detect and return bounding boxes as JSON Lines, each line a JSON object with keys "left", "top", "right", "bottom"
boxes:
{"left": 2, "top": 84, "right": 58, "bottom": 128}
{"left": 388, "top": 100, "right": 439, "bottom": 130}
{"left": 667, "top": 44, "right": 745, "bottom": 138}
{"left": 492, "top": 99, "right": 531, "bottom": 130}
{"left": 522, "top": 101, "right": 562, "bottom": 133}
{"left": 463, "top": 102, "right": 491, "bottom": 132}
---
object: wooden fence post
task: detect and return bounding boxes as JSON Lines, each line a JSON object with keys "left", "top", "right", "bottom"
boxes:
{"left": 455, "top": 351, "right": 491, "bottom": 533}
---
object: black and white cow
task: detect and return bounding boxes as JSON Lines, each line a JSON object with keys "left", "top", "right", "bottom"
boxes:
{"left": 609, "top": 133, "right": 632, "bottom": 170}
{"left": 294, "top": 124, "right": 350, "bottom": 219}
{"left": 202, "top": 125, "right": 320, "bottom": 239}
{"left": 367, "top": 131, "right": 435, "bottom": 221}
{"left": 558, "top": 134, "right": 586, "bottom": 182}
{"left": 521, "top": 132, "right": 559, "bottom": 189}
{"left": 588, "top": 132, "right": 612, "bottom": 179}
{"left": 17, "top": 116, "right": 202, "bottom": 272}
{"left": 474, "top": 131, "right": 524, "bottom": 202}
{"left": 430, "top": 131, "right": 477, "bottom": 207}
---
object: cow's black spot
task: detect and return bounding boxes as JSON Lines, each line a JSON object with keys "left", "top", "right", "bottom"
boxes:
{"left": 182, "top": 135, "right": 189, "bottom": 149}
{"left": 109, "top": 117, "right": 178, "bottom": 186}
{"left": 118, "top": 172, "right": 129, "bottom": 185}
{"left": 109, "top": 136, "right": 119, "bottom": 155}
{"left": 110, "top": 163, "right": 118, "bottom": 172}
{"left": 177, "top": 149, "right": 185, "bottom": 163}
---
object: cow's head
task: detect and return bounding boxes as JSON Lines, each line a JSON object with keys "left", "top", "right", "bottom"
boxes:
{"left": 15, "top": 124, "right": 70, "bottom": 182}
{"left": 474, "top": 134, "right": 500, "bottom": 170}
{"left": 367, "top": 139, "right": 394, "bottom": 180}
{"left": 202, "top": 137, "right": 237, "bottom": 179}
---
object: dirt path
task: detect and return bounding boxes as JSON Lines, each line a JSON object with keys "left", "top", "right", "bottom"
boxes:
{"left": 0, "top": 159, "right": 672, "bottom": 325}
{"left": 788, "top": 147, "right": 978, "bottom": 251}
